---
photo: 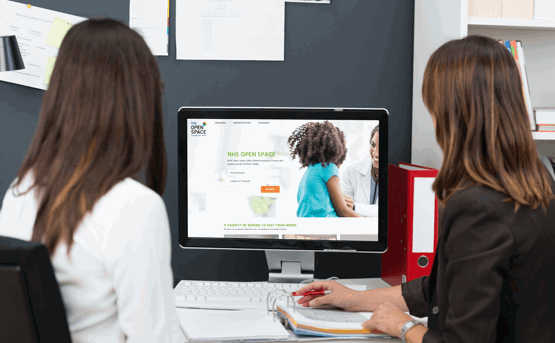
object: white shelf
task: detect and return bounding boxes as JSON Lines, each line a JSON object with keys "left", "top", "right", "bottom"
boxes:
{"left": 533, "top": 131, "right": 555, "bottom": 140}
{"left": 468, "top": 17, "right": 555, "bottom": 29}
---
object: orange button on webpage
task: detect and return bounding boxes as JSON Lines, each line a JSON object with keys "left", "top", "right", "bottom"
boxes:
{"left": 261, "top": 186, "right": 280, "bottom": 193}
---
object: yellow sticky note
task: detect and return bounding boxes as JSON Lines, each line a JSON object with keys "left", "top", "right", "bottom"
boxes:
{"left": 45, "top": 17, "right": 73, "bottom": 49}
{"left": 44, "top": 56, "right": 56, "bottom": 85}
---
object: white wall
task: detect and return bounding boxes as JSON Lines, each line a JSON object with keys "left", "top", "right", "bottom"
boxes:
{"left": 412, "top": 0, "right": 468, "bottom": 169}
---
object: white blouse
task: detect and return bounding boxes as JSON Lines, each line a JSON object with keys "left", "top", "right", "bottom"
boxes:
{"left": 0, "top": 176, "right": 185, "bottom": 343}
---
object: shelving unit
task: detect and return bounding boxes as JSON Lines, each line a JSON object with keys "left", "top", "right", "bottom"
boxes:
{"left": 413, "top": 0, "right": 555, "bottom": 169}
{"left": 468, "top": 17, "right": 555, "bottom": 29}
{"left": 533, "top": 132, "right": 555, "bottom": 140}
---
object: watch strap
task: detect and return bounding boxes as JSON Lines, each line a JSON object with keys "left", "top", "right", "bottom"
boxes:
{"left": 400, "top": 320, "right": 422, "bottom": 343}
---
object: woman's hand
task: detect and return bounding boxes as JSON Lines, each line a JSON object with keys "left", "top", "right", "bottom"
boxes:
{"left": 362, "top": 303, "right": 417, "bottom": 338}
{"left": 342, "top": 194, "right": 354, "bottom": 210}
{"left": 295, "top": 280, "right": 366, "bottom": 312}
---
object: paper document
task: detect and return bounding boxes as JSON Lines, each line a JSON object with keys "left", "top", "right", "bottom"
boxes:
{"left": 129, "top": 0, "right": 169, "bottom": 56}
{"left": 176, "top": 0, "right": 285, "bottom": 61}
{"left": 45, "top": 17, "right": 74, "bottom": 49}
{"left": 0, "top": 1, "right": 86, "bottom": 90}
{"left": 176, "top": 308, "right": 289, "bottom": 341}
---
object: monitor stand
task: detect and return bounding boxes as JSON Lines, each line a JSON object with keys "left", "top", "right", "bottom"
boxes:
{"left": 265, "top": 250, "right": 315, "bottom": 283}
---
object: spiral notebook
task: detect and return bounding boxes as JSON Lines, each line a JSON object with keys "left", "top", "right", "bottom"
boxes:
{"left": 274, "top": 300, "right": 388, "bottom": 338}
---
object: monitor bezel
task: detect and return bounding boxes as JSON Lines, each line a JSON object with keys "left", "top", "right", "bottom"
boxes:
{"left": 178, "top": 107, "right": 388, "bottom": 253}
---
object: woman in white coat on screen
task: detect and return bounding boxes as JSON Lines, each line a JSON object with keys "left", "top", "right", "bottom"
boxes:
{"left": 341, "top": 126, "right": 379, "bottom": 217}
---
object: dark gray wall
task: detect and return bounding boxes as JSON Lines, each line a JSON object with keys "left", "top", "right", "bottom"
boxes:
{"left": 0, "top": 0, "right": 414, "bottom": 283}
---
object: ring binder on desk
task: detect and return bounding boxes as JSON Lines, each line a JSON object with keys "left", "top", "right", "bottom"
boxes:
{"left": 382, "top": 162, "right": 439, "bottom": 286}
{"left": 266, "top": 289, "right": 296, "bottom": 321}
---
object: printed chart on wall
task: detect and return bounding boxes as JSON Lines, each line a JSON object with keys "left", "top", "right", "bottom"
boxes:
{"left": 129, "top": 0, "right": 169, "bottom": 56}
{"left": 176, "top": 0, "right": 285, "bottom": 61}
{"left": 0, "top": 1, "right": 86, "bottom": 90}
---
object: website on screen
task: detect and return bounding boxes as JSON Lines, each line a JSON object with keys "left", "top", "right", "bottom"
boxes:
{"left": 187, "top": 119, "right": 380, "bottom": 241}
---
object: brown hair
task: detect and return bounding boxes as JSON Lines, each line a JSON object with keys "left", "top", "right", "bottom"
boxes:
{"left": 14, "top": 18, "right": 167, "bottom": 254}
{"left": 423, "top": 35, "right": 553, "bottom": 210}
{"left": 287, "top": 121, "right": 347, "bottom": 168}
{"left": 370, "top": 125, "right": 379, "bottom": 143}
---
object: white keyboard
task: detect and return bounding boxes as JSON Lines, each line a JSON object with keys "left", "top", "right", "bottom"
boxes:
{"left": 174, "top": 280, "right": 366, "bottom": 310}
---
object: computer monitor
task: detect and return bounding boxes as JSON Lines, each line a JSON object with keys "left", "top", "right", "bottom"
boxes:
{"left": 179, "top": 107, "right": 388, "bottom": 282}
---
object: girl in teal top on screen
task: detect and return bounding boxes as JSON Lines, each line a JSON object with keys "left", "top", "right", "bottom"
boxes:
{"left": 288, "top": 122, "right": 361, "bottom": 218}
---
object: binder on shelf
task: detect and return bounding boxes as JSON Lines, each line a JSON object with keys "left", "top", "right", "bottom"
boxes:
{"left": 515, "top": 41, "right": 535, "bottom": 131}
{"left": 382, "top": 162, "right": 439, "bottom": 286}
{"left": 502, "top": 40, "right": 535, "bottom": 130}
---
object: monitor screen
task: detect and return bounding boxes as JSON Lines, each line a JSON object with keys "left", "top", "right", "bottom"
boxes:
{"left": 179, "top": 107, "right": 388, "bottom": 252}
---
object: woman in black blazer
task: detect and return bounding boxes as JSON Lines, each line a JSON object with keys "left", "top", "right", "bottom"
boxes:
{"left": 295, "top": 35, "right": 555, "bottom": 343}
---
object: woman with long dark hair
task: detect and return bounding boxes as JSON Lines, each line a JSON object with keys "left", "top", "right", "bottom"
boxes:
{"left": 0, "top": 19, "right": 183, "bottom": 342}
{"left": 294, "top": 35, "right": 555, "bottom": 343}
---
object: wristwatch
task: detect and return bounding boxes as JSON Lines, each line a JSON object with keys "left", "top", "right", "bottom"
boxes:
{"left": 400, "top": 320, "right": 423, "bottom": 343}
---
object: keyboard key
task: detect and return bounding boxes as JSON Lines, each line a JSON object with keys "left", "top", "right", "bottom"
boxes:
{"left": 207, "top": 295, "right": 251, "bottom": 302}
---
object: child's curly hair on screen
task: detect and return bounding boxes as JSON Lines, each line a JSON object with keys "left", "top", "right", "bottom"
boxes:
{"left": 287, "top": 121, "right": 347, "bottom": 168}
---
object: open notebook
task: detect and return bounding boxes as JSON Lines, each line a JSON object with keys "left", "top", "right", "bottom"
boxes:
{"left": 275, "top": 300, "right": 427, "bottom": 338}
{"left": 275, "top": 301, "right": 386, "bottom": 338}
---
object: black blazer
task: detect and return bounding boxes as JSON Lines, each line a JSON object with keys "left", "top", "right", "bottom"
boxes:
{"left": 402, "top": 184, "right": 555, "bottom": 343}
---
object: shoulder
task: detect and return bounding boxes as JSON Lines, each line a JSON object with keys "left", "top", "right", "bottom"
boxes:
{"left": 96, "top": 178, "right": 165, "bottom": 214}
{"left": 88, "top": 178, "right": 167, "bottom": 239}
{"left": 343, "top": 161, "right": 358, "bottom": 174}
{"left": 446, "top": 185, "right": 506, "bottom": 209}
{"left": 443, "top": 185, "right": 505, "bottom": 216}
{"left": 320, "top": 163, "right": 339, "bottom": 175}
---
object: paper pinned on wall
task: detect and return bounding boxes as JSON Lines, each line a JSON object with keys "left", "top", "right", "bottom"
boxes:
{"left": 129, "top": 0, "right": 169, "bottom": 56}
{"left": 45, "top": 17, "right": 74, "bottom": 49}
{"left": 176, "top": 0, "right": 285, "bottom": 61}
{"left": 0, "top": 1, "right": 86, "bottom": 90}
{"left": 44, "top": 56, "right": 56, "bottom": 85}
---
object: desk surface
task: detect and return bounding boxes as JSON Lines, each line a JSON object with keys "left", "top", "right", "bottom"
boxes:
{"left": 177, "top": 278, "right": 406, "bottom": 342}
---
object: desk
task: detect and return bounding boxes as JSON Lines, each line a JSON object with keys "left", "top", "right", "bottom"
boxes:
{"left": 176, "top": 278, "right": 415, "bottom": 342}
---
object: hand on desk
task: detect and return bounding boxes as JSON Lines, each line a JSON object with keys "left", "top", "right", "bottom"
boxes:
{"left": 361, "top": 303, "right": 413, "bottom": 337}
{"left": 295, "top": 280, "right": 364, "bottom": 312}
{"left": 296, "top": 281, "right": 427, "bottom": 342}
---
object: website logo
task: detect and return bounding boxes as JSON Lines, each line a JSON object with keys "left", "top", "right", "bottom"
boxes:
{"left": 191, "top": 121, "right": 207, "bottom": 136}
